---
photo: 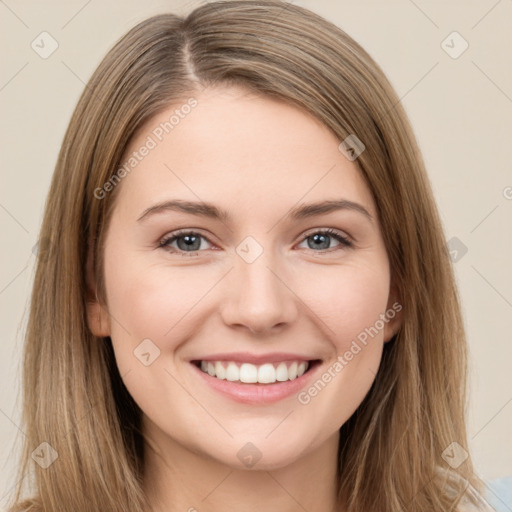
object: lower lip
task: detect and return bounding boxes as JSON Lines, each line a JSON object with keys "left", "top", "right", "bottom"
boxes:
{"left": 190, "top": 362, "right": 320, "bottom": 404}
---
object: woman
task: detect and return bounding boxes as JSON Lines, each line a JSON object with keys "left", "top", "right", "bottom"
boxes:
{"left": 9, "top": 1, "right": 493, "bottom": 510}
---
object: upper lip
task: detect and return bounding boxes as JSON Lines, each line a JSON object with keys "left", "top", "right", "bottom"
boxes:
{"left": 190, "top": 352, "right": 318, "bottom": 364}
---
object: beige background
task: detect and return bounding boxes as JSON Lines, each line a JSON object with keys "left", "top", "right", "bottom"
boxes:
{"left": 1, "top": 0, "right": 511, "bottom": 506}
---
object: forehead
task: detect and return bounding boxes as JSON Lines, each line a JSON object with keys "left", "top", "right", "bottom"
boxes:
{"left": 114, "top": 86, "right": 376, "bottom": 223}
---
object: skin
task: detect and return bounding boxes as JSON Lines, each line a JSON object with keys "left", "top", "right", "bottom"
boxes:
{"left": 87, "top": 85, "right": 402, "bottom": 512}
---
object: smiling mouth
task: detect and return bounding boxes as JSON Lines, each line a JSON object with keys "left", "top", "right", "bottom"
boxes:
{"left": 191, "top": 359, "right": 321, "bottom": 384}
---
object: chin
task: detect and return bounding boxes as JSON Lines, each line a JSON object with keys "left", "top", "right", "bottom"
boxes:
{"left": 204, "top": 434, "right": 315, "bottom": 472}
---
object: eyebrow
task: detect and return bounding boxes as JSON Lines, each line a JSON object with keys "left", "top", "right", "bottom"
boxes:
{"left": 137, "top": 199, "right": 373, "bottom": 223}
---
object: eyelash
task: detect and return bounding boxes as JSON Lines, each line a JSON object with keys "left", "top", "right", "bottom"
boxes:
{"left": 158, "top": 228, "right": 353, "bottom": 256}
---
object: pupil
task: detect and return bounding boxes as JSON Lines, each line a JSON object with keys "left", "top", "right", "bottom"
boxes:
{"left": 178, "top": 235, "right": 200, "bottom": 251}
{"left": 309, "top": 233, "right": 329, "bottom": 250}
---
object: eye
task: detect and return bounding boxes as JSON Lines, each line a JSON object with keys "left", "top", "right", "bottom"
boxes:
{"left": 159, "top": 230, "right": 213, "bottom": 255}
{"left": 159, "top": 227, "right": 353, "bottom": 257}
{"left": 297, "top": 228, "right": 353, "bottom": 252}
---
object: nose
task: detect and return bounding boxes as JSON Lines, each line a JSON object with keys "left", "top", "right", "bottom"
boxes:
{"left": 219, "top": 248, "right": 299, "bottom": 335}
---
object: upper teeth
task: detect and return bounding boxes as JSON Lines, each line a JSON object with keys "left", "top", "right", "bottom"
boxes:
{"left": 199, "top": 361, "right": 309, "bottom": 384}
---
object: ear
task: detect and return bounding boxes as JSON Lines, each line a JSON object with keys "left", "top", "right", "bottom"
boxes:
{"left": 85, "top": 242, "right": 111, "bottom": 338}
{"left": 383, "top": 280, "right": 402, "bottom": 343}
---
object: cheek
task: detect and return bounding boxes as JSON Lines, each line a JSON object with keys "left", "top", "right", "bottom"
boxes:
{"left": 302, "top": 261, "right": 390, "bottom": 348}
{"left": 293, "top": 262, "right": 390, "bottom": 433}
{"left": 102, "top": 256, "right": 201, "bottom": 414}
{"left": 102, "top": 251, "right": 220, "bottom": 380}
{"left": 104, "top": 253, "right": 206, "bottom": 337}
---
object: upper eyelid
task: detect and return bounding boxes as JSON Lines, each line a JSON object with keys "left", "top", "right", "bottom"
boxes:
{"left": 160, "top": 228, "right": 213, "bottom": 243}
{"left": 301, "top": 227, "right": 351, "bottom": 241}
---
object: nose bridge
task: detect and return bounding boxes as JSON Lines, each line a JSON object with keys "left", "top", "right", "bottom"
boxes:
{"left": 221, "top": 237, "right": 297, "bottom": 333}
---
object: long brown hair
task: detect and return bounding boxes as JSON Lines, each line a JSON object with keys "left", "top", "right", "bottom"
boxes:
{"left": 9, "top": 1, "right": 485, "bottom": 510}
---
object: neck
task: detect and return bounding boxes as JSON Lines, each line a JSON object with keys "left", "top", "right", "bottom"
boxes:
{"left": 142, "top": 418, "right": 342, "bottom": 512}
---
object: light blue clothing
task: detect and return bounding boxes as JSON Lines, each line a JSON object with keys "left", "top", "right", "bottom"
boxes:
{"left": 484, "top": 477, "right": 512, "bottom": 511}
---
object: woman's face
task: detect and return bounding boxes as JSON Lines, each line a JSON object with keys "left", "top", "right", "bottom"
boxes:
{"left": 88, "top": 85, "right": 401, "bottom": 470}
